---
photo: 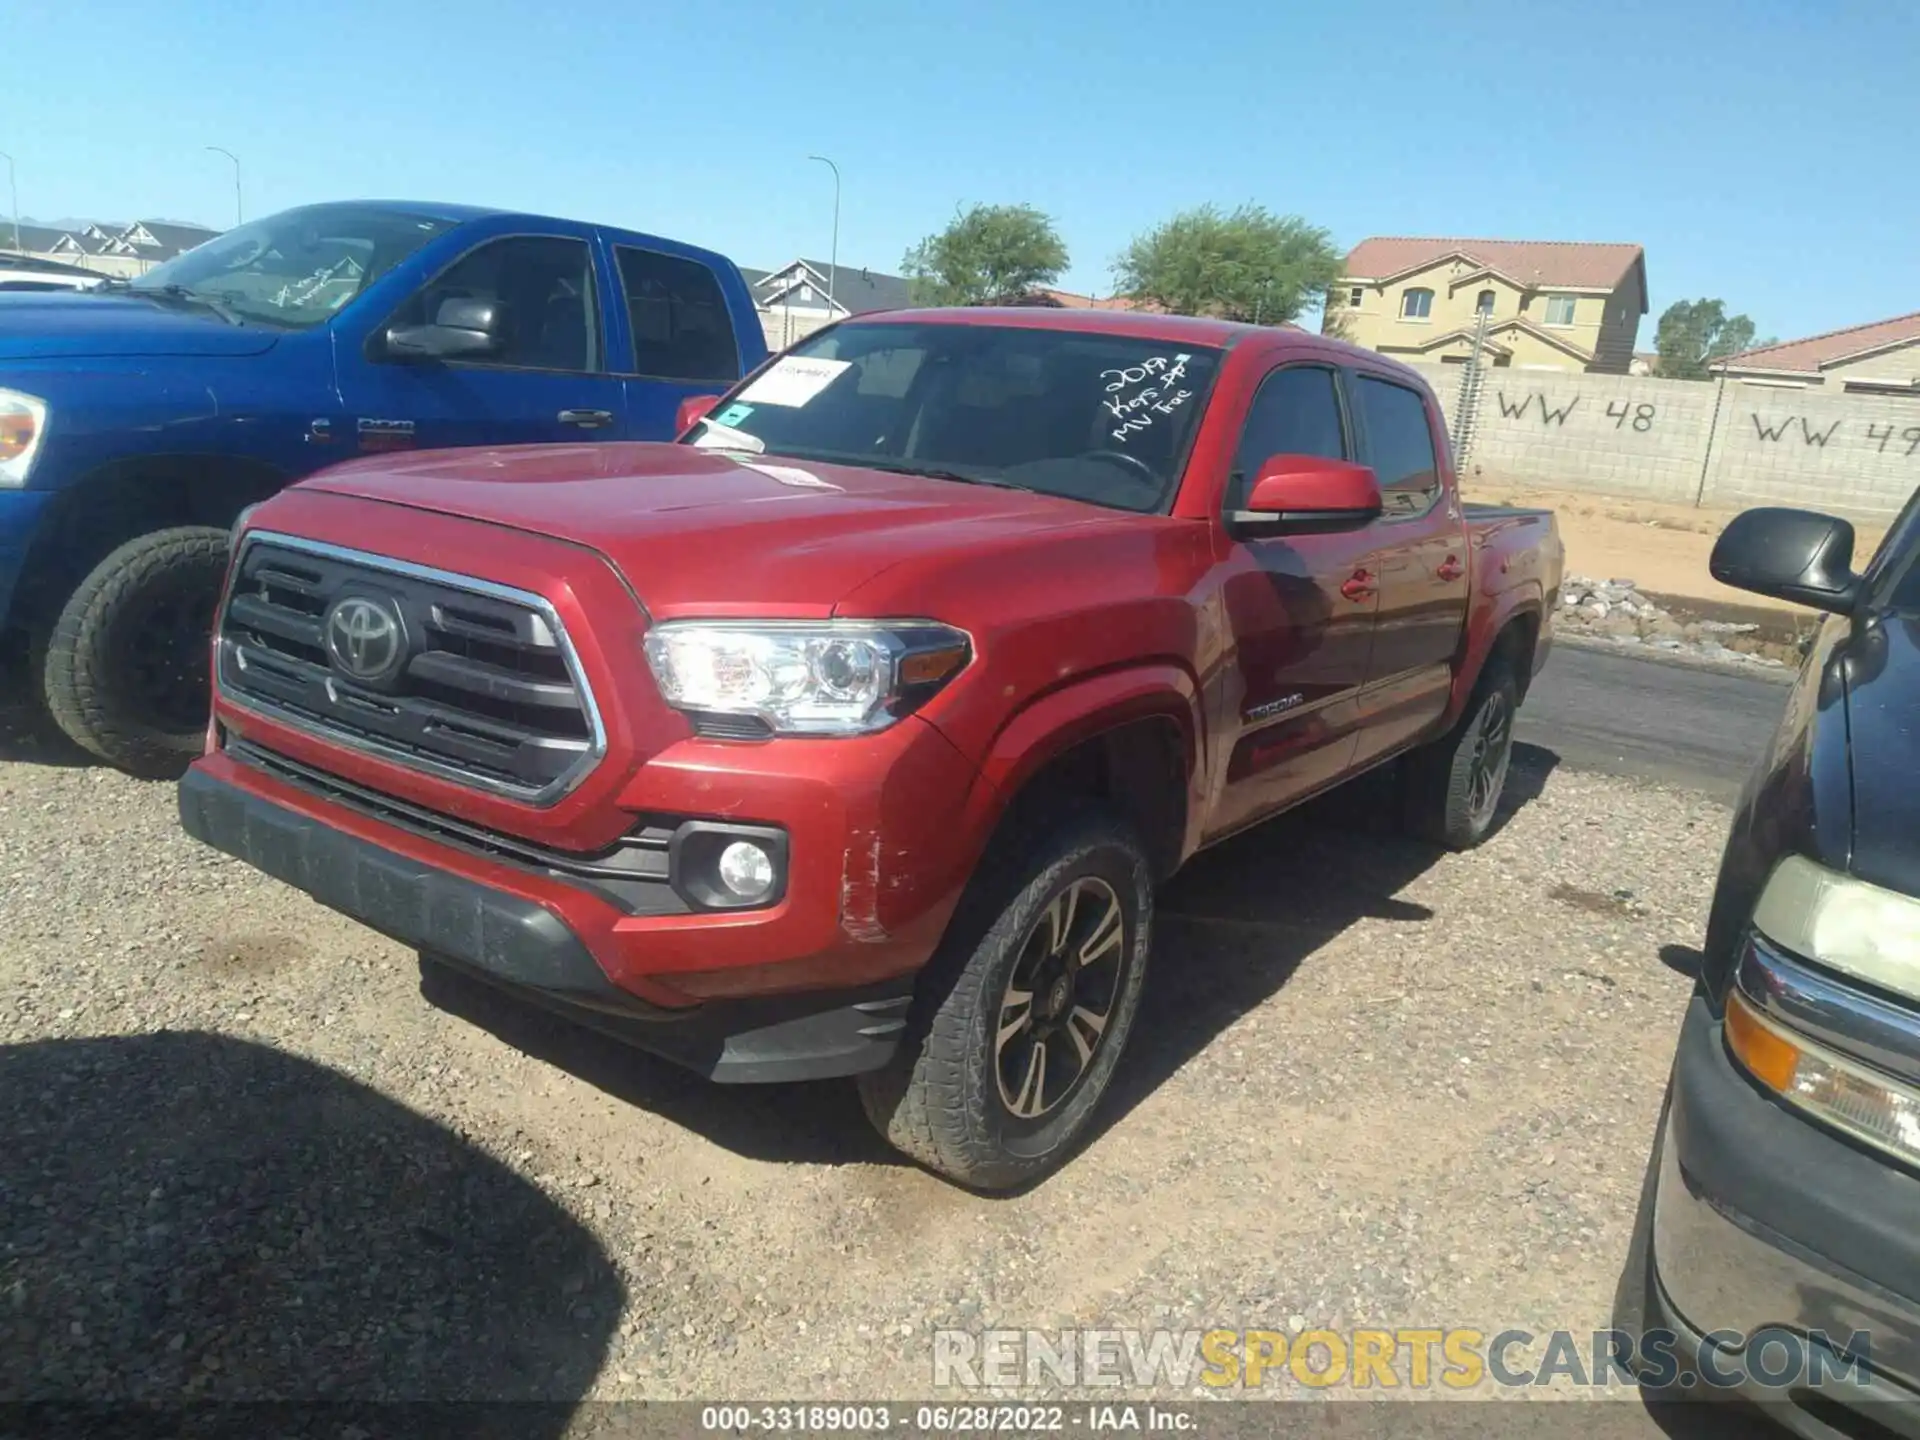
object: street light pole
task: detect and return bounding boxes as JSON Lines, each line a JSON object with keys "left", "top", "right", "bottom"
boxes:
{"left": 807, "top": 154, "right": 840, "bottom": 315}
{"left": 0, "top": 152, "right": 19, "bottom": 254}
{"left": 206, "top": 146, "right": 242, "bottom": 226}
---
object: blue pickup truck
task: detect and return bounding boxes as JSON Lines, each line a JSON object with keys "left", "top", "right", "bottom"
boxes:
{"left": 0, "top": 199, "right": 769, "bottom": 775}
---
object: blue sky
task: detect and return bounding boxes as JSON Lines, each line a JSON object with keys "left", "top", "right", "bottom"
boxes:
{"left": 5, "top": 0, "right": 1915, "bottom": 344}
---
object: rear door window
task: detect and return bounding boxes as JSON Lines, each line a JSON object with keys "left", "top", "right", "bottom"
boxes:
{"left": 614, "top": 246, "right": 740, "bottom": 384}
{"left": 1353, "top": 375, "right": 1443, "bottom": 518}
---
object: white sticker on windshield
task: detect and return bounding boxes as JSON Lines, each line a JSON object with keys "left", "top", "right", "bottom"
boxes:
{"left": 737, "top": 355, "right": 853, "bottom": 407}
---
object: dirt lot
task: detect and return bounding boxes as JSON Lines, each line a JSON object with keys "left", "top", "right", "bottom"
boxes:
{"left": 1462, "top": 482, "right": 1892, "bottom": 614}
{"left": 1, "top": 738, "right": 1741, "bottom": 1425}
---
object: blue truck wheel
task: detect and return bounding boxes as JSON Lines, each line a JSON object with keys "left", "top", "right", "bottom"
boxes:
{"left": 42, "top": 525, "right": 229, "bottom": 779}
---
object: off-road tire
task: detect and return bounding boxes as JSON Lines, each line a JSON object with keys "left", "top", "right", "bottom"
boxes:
{"left": 1402, "top": 655, "right": 1520, "bottom": 851}
{"left": 857, "top": 809, "right": 1153, "bottom": 1191}
{"left": 43, "top": 526, "right": 229, "bottom": 780}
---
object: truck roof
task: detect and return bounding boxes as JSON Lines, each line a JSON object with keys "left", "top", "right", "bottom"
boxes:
{"left": 297, "top": 201, "right": 735, "bottom": 262}
{"left": 846, "top": 305, "right": 1431, "bottom": 385}
{"left": 859, "top": 306, "right": 1256, "bottom": 347}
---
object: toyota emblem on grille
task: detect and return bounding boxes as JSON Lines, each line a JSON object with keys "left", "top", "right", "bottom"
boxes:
{"left": 324, "top": 595, "right": 406, "bottom": 682}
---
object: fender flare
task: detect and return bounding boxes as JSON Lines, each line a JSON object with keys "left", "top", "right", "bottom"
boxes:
{"left": 1443, "top": 584, "right": 1544, "bottom": 728}
{"left": 983, "top": 662, "right": 1203, "bottom": 797}
{"left": 938, "top": 662, "right": 1208, "bottom": 879}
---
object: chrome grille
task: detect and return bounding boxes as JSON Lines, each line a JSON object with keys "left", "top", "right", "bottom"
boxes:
{"left": 217, "top": 533, "right": 605, "bottom": 803}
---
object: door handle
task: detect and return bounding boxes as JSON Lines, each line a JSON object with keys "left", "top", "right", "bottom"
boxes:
{"left": 1437, "top": 556, "right": 1465, "bottom": 582}
{"left": 558, "top": 408, "right": 615, "bottom": 429}
{"left": 1340, "top": 570, "right": 1377, "bottom": 602}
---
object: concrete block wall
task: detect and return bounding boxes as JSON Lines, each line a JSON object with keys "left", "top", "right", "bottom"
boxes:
{"left": 1700, "top": 387, "right": 1920, "bottom": 518}
{"left": 1397, "top": 359, "right": 1920, "bottom": 521}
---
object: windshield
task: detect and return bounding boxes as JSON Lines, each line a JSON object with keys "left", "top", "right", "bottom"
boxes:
{"left": 129, "top": 204, "right": 456, "bottom": 329}
{"left": 685, "top": 322, "right": 1223, "bottom": 513}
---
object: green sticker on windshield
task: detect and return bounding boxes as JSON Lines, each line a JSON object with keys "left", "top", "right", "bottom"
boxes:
{"left": 715, "top": 403, "right": 754, "bottom": 427}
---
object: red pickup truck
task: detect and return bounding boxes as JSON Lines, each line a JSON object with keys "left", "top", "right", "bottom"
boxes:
{"left": 179, "top": 308, "right": 1562, "bottom": 1188}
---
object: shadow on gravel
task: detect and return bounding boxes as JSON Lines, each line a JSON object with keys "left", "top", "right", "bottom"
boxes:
{"left": 417, "top": 961, "right": 903, "bottom": 1169}
{"left": 1080, "top": 741, "right": 1561, "bottom": 1160}
{"left": 0, "top": 1031, "right": 620, "bottom": 1419}
{"left": 414, "top": 745, "right": 1562, "bottom": 1180}
{"left": 0, "top": 692, "right": 92, "bottom": 769}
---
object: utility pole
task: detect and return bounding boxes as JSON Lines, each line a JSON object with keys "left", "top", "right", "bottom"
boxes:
{"left": 206, "top": 146, "right": 242, "bottom": 226}
{"left": 807, "top": 155, "right": 840, "bottom": 315}
{"left": 0, "top": 152, "right": 19, "bottom": 254}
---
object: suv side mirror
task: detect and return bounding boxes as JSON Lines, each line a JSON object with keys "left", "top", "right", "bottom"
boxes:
{"left": 676, "top": 394, "right": 722, "bottom": 437}
{"left": 1710, "top": 506, "right": 1861, "bottom": 615}
{"left": 1230, "top": 455, "right": 1383, "bottom": 533}
{"left": 384, "top": 297, "right": 504, "bottom": 360}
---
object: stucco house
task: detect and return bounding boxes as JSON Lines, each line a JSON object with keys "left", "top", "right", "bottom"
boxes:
{"left": 1714, "top": 312, "right": 1920, "bottom": 396}
{"left": 1328, "top": 236, "right": 1649, "bottom": 374}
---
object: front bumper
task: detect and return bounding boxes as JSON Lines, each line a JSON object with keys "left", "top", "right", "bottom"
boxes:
{"left": 179, "top": 763, "right": 914, "bottom": 1082}
{"left": 1646, "top": 991, "right": 1920, "bottom": 1433}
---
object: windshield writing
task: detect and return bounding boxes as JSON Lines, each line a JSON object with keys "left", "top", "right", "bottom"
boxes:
{"left": 687, "top": 323, "right": 1222, "bottom": 513}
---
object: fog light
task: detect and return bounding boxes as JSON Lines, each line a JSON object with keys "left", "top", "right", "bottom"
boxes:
{"left": 717, "top": 840, "right": 775, "bottom": 902}
{"left": 1726, "top": 989, "right": 1920, "bottom": 1169}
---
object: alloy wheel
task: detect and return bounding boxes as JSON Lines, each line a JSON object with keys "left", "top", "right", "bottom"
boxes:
{"left": 1466, "top": 690, "right": 1514, "bottom": 829}
{"left": 994, "top": 876, "right": 1128, "bottom": 1120}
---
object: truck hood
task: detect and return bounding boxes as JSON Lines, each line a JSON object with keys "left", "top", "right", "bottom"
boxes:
{"left": 297, "top": 442, "right": 1122, "bottom": 615}
{"left": 0, "top": 292, "right": 282, "bottom": 360}
{"left": 1844, "top": 614, "right": 1920, "bottom": 896}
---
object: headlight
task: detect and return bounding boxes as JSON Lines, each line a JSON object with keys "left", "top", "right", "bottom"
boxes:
{"left": 0, "top": 388, "right": 50, "bottom": 488}
{"left": 643, "top": 620, "right": 971, "bottom": 737}
{"left": 1753, "top": 855, "right": 1920, "bottom": 1002}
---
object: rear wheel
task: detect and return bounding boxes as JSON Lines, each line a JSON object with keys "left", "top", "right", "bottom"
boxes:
{"left": 1403, "top": 656, "right": 1519, "bottom": 850}
{"left": 857, "top": 809, "right": 1152, "bottom": 1191}
{"left": 43, "top": 526, "right": 229, "bottom": 780}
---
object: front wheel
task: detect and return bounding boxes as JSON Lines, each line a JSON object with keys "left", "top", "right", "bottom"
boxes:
{"left": 43, "top": 526, "right": 230, "bottom": 780}
{"left": 857, "top": 810, "right": 1153, "bottom": 1191}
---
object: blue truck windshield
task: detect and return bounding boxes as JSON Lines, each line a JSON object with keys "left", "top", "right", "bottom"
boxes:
{"left": 127, "top": 205, "right": 457, "bottom": 330}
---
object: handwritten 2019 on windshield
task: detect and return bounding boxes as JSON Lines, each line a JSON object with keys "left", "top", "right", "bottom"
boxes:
{"left": 1102, "top": 354, "right": 1194, "bottom": 443}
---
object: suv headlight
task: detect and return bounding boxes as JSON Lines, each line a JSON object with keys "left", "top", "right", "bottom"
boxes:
{"left": 643, "top": 620, "right": 971, "bottom": 737}
{"left": 0, "top": 389, "right": 50, "bottom": 487}
{"left": 1752, "top": 855, "right": 1920, "bottom": 1001}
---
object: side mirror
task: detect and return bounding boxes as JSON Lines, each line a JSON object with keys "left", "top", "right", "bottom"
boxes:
{"left": 676, "top": 394, "right": 722, "bottom": 437}
{"left": 1710, "top": 507, "right": 1861, "bottom": 615}
{"left": 1230, "top": 455, "right": 1383, "bottom": 532}
{"left": 384, "top": 296, "right": 503, "bottom": 360}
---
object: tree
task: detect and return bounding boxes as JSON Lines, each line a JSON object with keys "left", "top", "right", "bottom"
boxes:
{"left": 901, "top": 204, "right": 1068, "bottom": 306}
{"left": 1653, "top": 299, "right": 1765, "bottom": 380}
{"left": 1113, "top": 204, "right": 1342, "bottom": 325}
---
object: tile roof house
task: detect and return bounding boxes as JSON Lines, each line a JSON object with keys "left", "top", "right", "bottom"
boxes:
{"left": 1013, "top": 288, "right": 1159, "bottom": 313}
{"left": 1329, "top": 236, "right": 1649, "bottom": 374}
{"left": 109, "top": 220, "right": 221, "bottom": 263}
{"left": 1, "top": 223, "right": 73, "bottom": 256}
{"left": 11, "top": 218, "right": 223, "bottom": 277}
{"left": 1714, "top": 312, "right": 1920, "bottom": 395}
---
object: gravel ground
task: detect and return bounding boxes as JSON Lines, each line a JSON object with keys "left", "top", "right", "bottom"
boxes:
{"left": 0, "top": 725, "right": 1746, "bottom": 1431}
